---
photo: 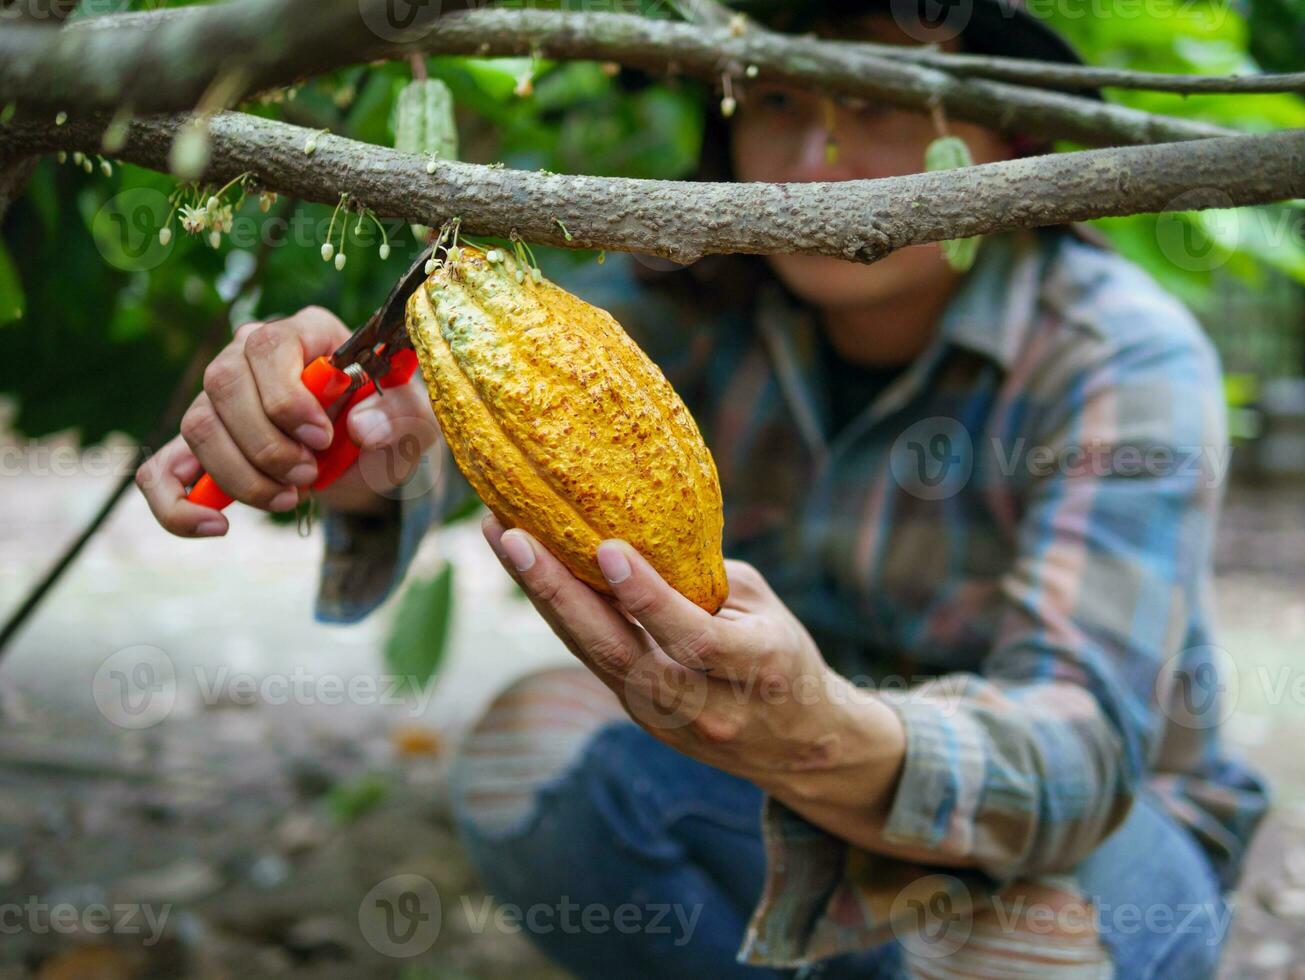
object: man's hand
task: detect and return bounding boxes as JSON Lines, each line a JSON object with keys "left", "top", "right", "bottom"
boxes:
{"left": 481, "top": 514, "right": 907, "bottom": 826}
{"left": 136, "top": 306, "right": 439, "bottom": 538}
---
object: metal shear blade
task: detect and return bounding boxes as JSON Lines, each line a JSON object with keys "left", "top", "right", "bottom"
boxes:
{"left": 329, "top": 243, "right": 435, "bottom": 388}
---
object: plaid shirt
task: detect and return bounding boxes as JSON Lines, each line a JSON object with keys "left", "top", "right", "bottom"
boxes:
{"left": 315, "top": 230, "right": 1267, "bottom": 966}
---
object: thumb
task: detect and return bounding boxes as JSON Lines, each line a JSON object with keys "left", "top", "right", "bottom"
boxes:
{"left": 347, "top": 376, "right": 439, "bottom": 452}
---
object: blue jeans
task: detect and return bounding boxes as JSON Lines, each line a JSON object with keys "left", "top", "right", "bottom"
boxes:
{"left": 451, "top": 720, "right": 1230, "bottom": 979}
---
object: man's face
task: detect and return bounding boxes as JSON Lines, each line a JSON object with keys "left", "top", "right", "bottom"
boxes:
{"left": 728, "top": 18, "right": 1013, "bottom": 314}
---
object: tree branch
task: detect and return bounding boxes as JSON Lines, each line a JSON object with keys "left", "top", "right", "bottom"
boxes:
{"left": 675, "top": 0, "right": 1305, "bottom": 95}
{"left": 0, "top": 0, "right": 73, "bottom": 223}
{"left": 0, "top": 6, "right": 1234, "bottom": 148}
{"left": 411, "top": 10, "right": 1233, "bottom": 148}
{"left": 866, "top": 45, "right": 1305, "bottom": 95}
{"left": 3, "top": 111, "right": 1301, "bottom": 265}
{"left": 0, "top": 0, "right": 449, "bottom": 114}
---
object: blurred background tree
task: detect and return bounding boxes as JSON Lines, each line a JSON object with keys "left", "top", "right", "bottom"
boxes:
{"left": 1027, "top": 1, "right": 1305, "bottom": 425}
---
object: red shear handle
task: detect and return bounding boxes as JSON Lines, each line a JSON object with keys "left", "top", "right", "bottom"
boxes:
{"left": 185, "top": 349, "right": 419, "bottom": 511}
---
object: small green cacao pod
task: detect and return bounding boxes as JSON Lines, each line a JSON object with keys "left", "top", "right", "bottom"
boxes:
{"left": 391, "top": 78, "right": 459, "bottom": 242}
{"left": 924, "top": 136, "right": 981, "bottom": 273}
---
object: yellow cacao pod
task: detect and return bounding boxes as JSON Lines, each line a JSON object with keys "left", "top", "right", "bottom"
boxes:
{"left": 405, "top": 245, "right": 729, "bottom": 613}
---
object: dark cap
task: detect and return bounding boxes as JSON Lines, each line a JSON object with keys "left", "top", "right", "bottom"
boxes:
{"left": 731, "top": 0, "right": 1089, "bottom": 69}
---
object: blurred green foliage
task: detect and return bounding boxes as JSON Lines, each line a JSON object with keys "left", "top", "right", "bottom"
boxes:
{"left": 1246, "top": 0, "right": 1305, "bottom": 72}
{"left": 384, "top": 562, "right": 455, "bottom": 691}
{"left": 1044, "top": 1, "right": 1305, "bottom": 307}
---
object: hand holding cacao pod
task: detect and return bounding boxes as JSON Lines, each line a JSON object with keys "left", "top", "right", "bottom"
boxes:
{"left": 407, "top": 245, "right": 729, "bottom": 613}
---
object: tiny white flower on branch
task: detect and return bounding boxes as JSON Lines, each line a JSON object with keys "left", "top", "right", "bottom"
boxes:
{"left": 180, "top": 204, "right": 208, "bottom": 235}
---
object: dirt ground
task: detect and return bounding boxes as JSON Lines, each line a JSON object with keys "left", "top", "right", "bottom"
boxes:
{"left": 0, "top": 429, "right": 1302, "bottom": 978}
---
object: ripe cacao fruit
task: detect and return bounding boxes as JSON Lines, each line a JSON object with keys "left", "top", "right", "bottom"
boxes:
{"left": 405, "top": 245, "right": 729, "bottom": 613}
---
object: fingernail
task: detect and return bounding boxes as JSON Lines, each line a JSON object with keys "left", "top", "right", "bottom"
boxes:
{"left": 196, "top": 520, "right": 226, "bottom": 537}
{"left": 596, "top": 542, "right": 631, "bottom": 584}
{"left": 500, "top": 530, "right": 536, "bottom": 572}
{"left": 351, "top": 409, "right": 391, "bottom": 447}
{"left": 286, "top": 462, "right": 317, "bottom": 486}
{"left": 295, "top": 423, "right": 332, "bottom": 451}
{"left": 270, "top": 488, "right": 299, "bottom": 512}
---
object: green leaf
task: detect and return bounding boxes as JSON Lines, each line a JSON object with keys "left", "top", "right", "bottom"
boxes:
{"left": 941, "top": 237, "right": 981, "bottom": 274}
{"left": 383, "top": 562, "right": 455, "bottom": 692}
{"left": 0, "top": 241, "right": 24, "bottom": 326}
{"left": 924, "top": 135, "right": 973, "bottom": 173}
{"left": 924, "top": 137, "right": 981, "bottom": 272}
{"left": 326, "top": 772, "right": 391, "bottom": 824}
{"left": 440, "top": 493, "right": 485, "bottom": 527}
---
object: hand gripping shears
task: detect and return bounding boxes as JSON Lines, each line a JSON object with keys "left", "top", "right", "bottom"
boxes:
{"left": 185, "top": 245, "right": 435, "bottom": 510}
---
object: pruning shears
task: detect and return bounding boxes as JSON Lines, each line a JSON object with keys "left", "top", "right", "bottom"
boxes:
{"left": 185, "top": 245, "right": 435, "bottom": 510}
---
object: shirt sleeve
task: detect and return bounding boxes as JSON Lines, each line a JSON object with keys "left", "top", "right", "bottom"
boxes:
{"left": 740, "top": 324, "right": 1228, "bottom": 966}
{"left": 313, "top": 452, "right": 474, "bottom": 624}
